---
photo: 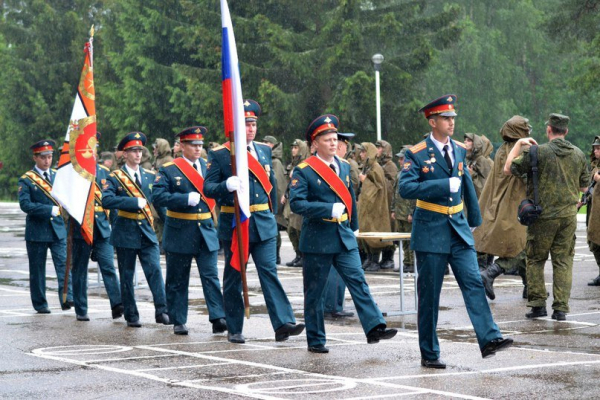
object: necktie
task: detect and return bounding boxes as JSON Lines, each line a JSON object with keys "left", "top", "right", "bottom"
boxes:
{"left": 329, "top": 163, "right": 337, "bottom": 175}
{"left": 192, "top": 163, "right": 198, "bottom": 171}
{"left": 247, "top": 145, "right": 254, "bottom": 159}
{"left": 135, "top": 172, "right": 141, "bottom": 187}
{"left": 443, "top": 145, "right": 452, "bottom": 169}
{"left": 43, "top": 172, "right": 50, "bottom": 182}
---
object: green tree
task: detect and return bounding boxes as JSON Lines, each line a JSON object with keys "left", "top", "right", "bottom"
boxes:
{"left": 0, "top": 0, "right": 99, "bottom": 198}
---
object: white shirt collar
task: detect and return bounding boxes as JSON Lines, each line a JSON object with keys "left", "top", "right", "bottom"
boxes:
{"left": 34, "top": 166, "right": 49, "bottom": 175}
{"left": 125, "top": 164, "right": 140, "bottom": 179}
{"left": 429, "top": 133, "right": 454, "bottom": 166}
{"left": 182, "top": 156, "right": 202, "bottom": 175}
{"left": 315, "top": 153, "right": 339, "bottom": 175}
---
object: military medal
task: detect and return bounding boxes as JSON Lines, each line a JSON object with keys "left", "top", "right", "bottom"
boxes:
{"left": 175, "top": 176, "right": 182, "bottom": 186}
{"left": 317, "top": 178, "right": 321, "bottom": 185}
{"left": 422, "top": 166, "right": 430, "bottom": 173}
{"left": 458, "top": 162, "right": 463, "bottom": 176}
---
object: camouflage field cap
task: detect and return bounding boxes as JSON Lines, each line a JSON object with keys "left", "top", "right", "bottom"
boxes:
{"left": 592, "top": 136, "right": 600, "bottom": 146}
{"left": 262, "top": 135, "right": 278, "bottom": 145}
{"left": 545, "top": 113, "right": 570, "bottom": 130}
{"left": 395, "top": 146, "right": 411, "bottom": 158}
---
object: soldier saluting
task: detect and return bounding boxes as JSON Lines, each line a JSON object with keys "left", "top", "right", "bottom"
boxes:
{"left": 19, "top": 140, "right": 73, "bottom": 313}
{"left": 152, "top": 126, "right": 227, "bottom": 335}
{"left": 289, "top": 114, "right": 397, "bottom": 354}
{"left": 102, "top": 132, "right": 169, "bottom": 328}
{"left": 204, "top": 99, "right": 304, "bottom": 344}
{"left": 399, "top": 95, "right": 512, "bottom": 368}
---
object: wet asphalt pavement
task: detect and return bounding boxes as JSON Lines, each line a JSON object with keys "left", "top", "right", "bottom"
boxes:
{"left": 1, "top": 201, "right": 599, "bottom": 399}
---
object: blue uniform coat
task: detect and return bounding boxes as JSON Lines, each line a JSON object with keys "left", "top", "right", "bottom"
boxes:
{"left": 152, "top": 158, "right": 219, "bottom": 253}
{"left": 18, "top": 169, "right": 66, "bottom": 242}
{"left": 204, "top": 142, "right": 278, "bottom": 242}
{"left": 289, "top": 156, "right": 359, "bottom": 254}
{"left": 399, "top": 136, "right": 481, "bottom": 253}
{"left": 102, "top": 166, "right": 158, "bottom": 248}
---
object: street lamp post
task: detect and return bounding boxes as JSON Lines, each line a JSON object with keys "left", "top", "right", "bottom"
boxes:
{"left": 372, "top": 53, "right": 384, "bottom": 142}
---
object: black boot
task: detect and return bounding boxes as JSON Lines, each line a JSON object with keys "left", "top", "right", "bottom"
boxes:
{"left": 380, "top": 249, "right": 395, "bottom": 270}
{"left": 361, "top": 253, "right": 371, "bottom": 270}
{"left": 364, "top": 254, "right": 380, "bottom": 272}
{"left": 518, "top": 268, "right": 528, "bottom": 299}
{"left": 480, "top": 263, "right": 504, "bottom": 300}
{"left": 292, "top": 253, "right": 303, "bottom": 267}
{"left": 286, "top": 254, "right": 301, "bottom": 267}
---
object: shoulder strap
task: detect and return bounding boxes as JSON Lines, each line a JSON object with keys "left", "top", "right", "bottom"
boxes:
{"left": 530, "top": 145, "right": 540, "bottom": 205}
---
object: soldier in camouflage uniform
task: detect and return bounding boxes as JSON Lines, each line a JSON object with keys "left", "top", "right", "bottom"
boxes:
{"left": 586, "top": 136, "right": 600, "bottom": 286}
{"left": 283, "top": 139, "right": 309, "bottom": 267}
{"left": 376, "top": 140, "right": 399, "bottom": 269}
{"left": 391, "top": 146, "right": 416, "bottom": 273}
{"left": 507, "top": 113, "right": 589, "bottom": 321}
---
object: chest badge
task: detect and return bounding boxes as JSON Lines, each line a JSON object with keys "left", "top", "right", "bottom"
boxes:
{"left": 422, "top": 166, "right": 430, "bottom": 174}
{"left": 317, "top": 178, "right": 321, "bottom": 185}
{"left": 175, "top": 176, "right": 182, "bottom": 186}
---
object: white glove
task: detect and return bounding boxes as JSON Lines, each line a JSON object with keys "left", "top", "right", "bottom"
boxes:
{"left": 51, "top": 206, "right": 60, "bottom": 217}
{"left": 188, "top": 192, "right": 201, "bottom": 206}
{"left": 226, "top": 176, "right": 242, "bottom": 192}
{"left": 354, "top": 230, "right": 360, "bottom": 237}
{"left": 449, "top": 177, "right": 461, "bottom": 193}
{"left": 331, "top": 202, "right": 345, "bottom": 219}
{"left": 137, "top": 198, "right": 147, "bottom": 209}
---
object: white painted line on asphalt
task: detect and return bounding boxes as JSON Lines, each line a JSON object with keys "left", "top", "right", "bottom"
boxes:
{"left": 29, "top": 350, "right": 281, "bottom": 400}
{"left": 0, "top": 269, "right": 29, "bottom": 275}
{"left": 86, "top": 354, "right": 177, "bottom": 364}
{"left": 346, "top": 392, "right": 429, "bottom": 399}
{"left": 135, "top": 361, "right": 232, "bottom": 372}
{"left": 372, "top": 359, "right": 600, "bottom": 381}
{"left": 139, "top": 344, "right": 489, "bottom": 400}
{"left": 189, "top": 371, "right": 290, "bottom": 383}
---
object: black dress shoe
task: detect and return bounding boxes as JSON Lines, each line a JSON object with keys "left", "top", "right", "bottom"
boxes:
{"left": 155, "top": 313, "right": 170, "bottom": 325}
{"left": 551, "top": 310, "right": 566, "bottom": 321}
{"left": 127, "top": 320, "right": 142, "bottom": 328}
{"left": 76, "top": 314, "right": 90, "bottom": 321}
{"left": 525, "top": 306, "right": 547, "bottom": 319}
{"left": 325, "top": 311, "right": 354, "bottom": 318}
{"left": 212, "top": 318, "right": 227, "bottom": 333}
{"left": 481, "top": 337, "right": 514, "bottom": 358}
{"left": 275, "top": 323, "right": 306, "bottom": 342}
{"left": 367, "top": 325, "right": 398, "bottom": 344}
{"left": 589, "top": 274, "right": 600, "bottom": 286}
{"left": 174, "top": 324, "right": 189, "bottom": 335}
{"left": 421, "top": 358, "right": 446, "bottom": 369}
{"left": 286, "top": 255, "right": 301, "bottom": 267}
{"left": 112, "top": 304, "right": 124, "bottom": 319}
{"left": 291, "top": 256, "right": 303, "bottom": 267}
{"left": 227, "top": 332, "right": 246, "bottom": 344}
{"left": 61, "top": 302, "right": 72, "bottom": 311}
{"left": 37, "top": 307, "right": 51, "bottom": 314}
{"left": 308, "top": 345, "right": 329, "bottom": 353}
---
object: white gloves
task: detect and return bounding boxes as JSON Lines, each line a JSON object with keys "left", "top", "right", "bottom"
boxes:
{"left": 449, "top": 177, "right": 461, "bottom": 193}
{"left": 137, "top": 198, "right": 147, "bottom": 209}
{"left": 226, "top": 176, "right": 242, "bottom": 192}
{"left": 354, "top": 230, "right": 360, "bottom": 237}
{"left": 188, "top": 192, "right": 201, "bottom": 206}
{"left": 51, "top": 206, "right": 60, "bottom": 217}
{"left": 331, "top": 203, "right": 345, "bottom": 219}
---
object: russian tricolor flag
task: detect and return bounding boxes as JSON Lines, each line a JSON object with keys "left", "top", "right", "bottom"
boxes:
{"left": 221, "top": 0, "right": 250, "bottom": 271}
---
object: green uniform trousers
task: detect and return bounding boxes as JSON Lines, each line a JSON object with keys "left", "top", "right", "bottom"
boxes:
{"left": 396, "top": 220, "right": 414, "bottom": 266}
{"left": 526, "top": 217, "right": 576, "bottom": 312}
